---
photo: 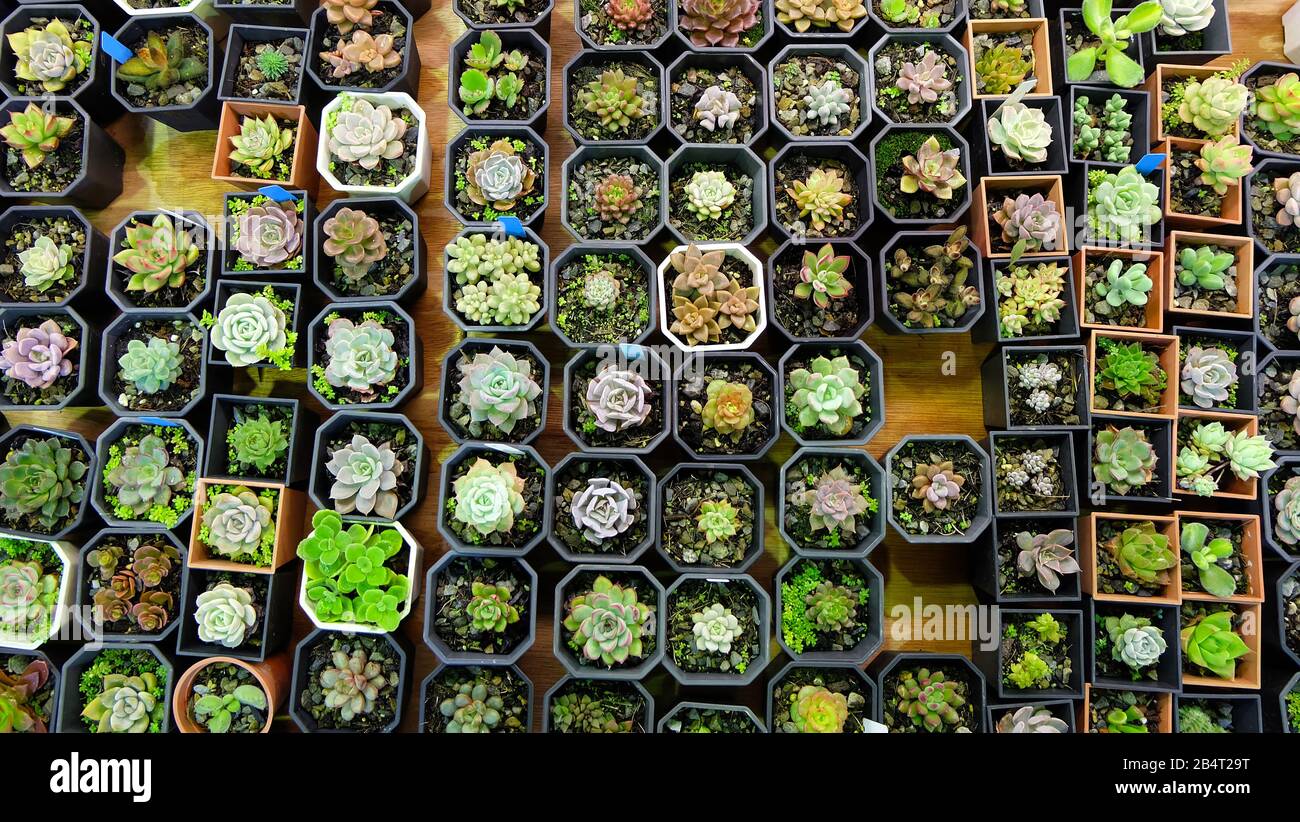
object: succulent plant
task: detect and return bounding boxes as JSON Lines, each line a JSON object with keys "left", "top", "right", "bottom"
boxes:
{"left": 683, "top": 170, "right": 736, "bottom": 220}
{"left": 325, "top": 434, "right": 403, "bottom": 519}
{"left": 1015, "top": 528, "right": 1080, "bottom": 592}
{"left": 7, "top": 18, "right": 89, "bottom": 94}
{"left": 994, "top": 193, "right": 1061, "bottom": 253}
{"left": 80, "top": 673, "right": 161, "bottom": 733}
{"left": 901, "top": 135, "right": 967, "bottom": 200}
{"left": 465, "top": 580, "right": 519, "bottom": 633}
{"left": 775, "top": 0, "right": 866, "bottom": 31}
{"left": 327, "top": 98, "right": 408, "bottom": 170}
{"left": 1107, "top": 520, "right": 1177, "bottom": 588}
{"left": 575, "top": 69, "right": 645, "bottom": 133}
{"left": 1007, "top": 650, "right": 1051, "bottom": 688}
{"left": 1176, "top": 245, "right": 1233, "bottom": 291}
{"left": 115, "top": 30, "right": 206, "bottom": 92}
{"left": 0, "top": 560, "right": 58, "bottom": 640}
{"left": 996, "top": 261, "right": 1067, "bottom": 336}
{"left": 696, "top": 499, "right": 739, "bottom": 543}
{"left": 113, "top": 213, "right": 201, "bottom": 294}
{"left": 582, "top": 269, "right": 621, "bottom": 310}
{"left": 1105, "top": 613, "right": 1167, "bottom": 669}
{"left": 485, "top": 272, "right": 541, "bottom": 326}
{"left": 607, "top": 0, "right": 655, "bottom": 29}
{"left": 456, "top": 346, "right": 542, "bottom": 435}
{"left": 1095, "top": 340, "right": 1166, "bottom": 408}
{"left": 910, "top": 461, "right": 965, "bottom": 512}
{"left": 190, "top": 681, "right": 267, "bottom": 734}
{"left": 988, "top": 102, "right": 1052, "bottom": 165}
{"left": 0, "top": 320, "right": 77, "bottom": 390}
{"left": 795, "top": 243, "right": 852, "bottom": 309}
{"left": 670, "top": 294, "right": 722, "bottom": 346}
{"left": 1253, "top": 72, "right": 1300, "bottom": 142}
{"left": 202, "top": 487, "right": 272, "bottom": 559}
{"left": 594, "top": 173, "right": 644, "bottom": 224}
{"left": 1180, "top": 522, "right": 1237, "bottom": 599}
{"left": 1181, "top": 609, "right": 1250, "bottom": 679}
{"left": 804, "top": 581, "right": 857, "bottom": 632}
{"left": 105, "top": 434, "right": 186, "bottom": 516}
{"left": 1089, "top": 165, "right": 1161, "bottom": 244}
{"left": 896, "top": 50, "right": 952, "bottom": 106}
{"left": 793, "top": 465, "right": 870, "bottom": 535}
{"left": 584, "top": 362, "right": 653, "bottom": 432}
{"left": 785, "top": 167, "right": 853, "bottom": 232}
{"left": 194, "top": 582, "right": 258, "bottom": 648}
{"left": 17, "top": 235, "right": 75, "bottom": 293}
{"left": 1178, "top": 704, "right": 1227, "bottom": 734}
{"left": 562, "top": 575, "right": 655, "bottom": 666}
{"left": 322, "top": 207, "right": 387, "bottom": 281}
{"left": 1094, "top": 259, "right": 1152, "bottom": 309}
{"left": 1177, "top": 75, "right": 1249, "bottom": 138}
{"left": 678, "top": 0, "right": 762, "bottom": 48}
{"left": 446, "top": 234, "right": 541, "bottom": 286}
{"left": 997, "top": 705, "right": 1068, "bottom": 733}
{"left": 1274, "top": 475, "right": 1300, "bottom": 546}
{"left": 895, "top": 668, "right": 968, "bottom": 732}
{"left": 1066, "top": 0, "right": 1163, "bottom": 88}
{"left": 235, "top": 204, "right": 302, "bottom": 268}
{"left": 670, "top": 244, "right": 728, "bottom": 297}
{"left": 571, "top": 477, "right": 638, "bottom": 544}
{"left": 465, "top": 139, "right": 536, "bottom": 212}
{"left": 0, "top": 656, "right": 51, "bottom": 732}
{"left": 550, "top": 692, "right": 630, "bottom": 733}
{"left": 1093, "top": 426, "right": 1157, "bottom": 494}
{"left": 0, "top": 436, "right": 85, "bottom": 530}
{"left": 323, "top": 0, "right": 378, "bottom": 33}
{"left": 1159, "top": 0, "right": 1215, "bottom": 35}
{"left": 791, "top": 684, "right": 848, "bottom": 733}
{"left": 1276, "top": 172, "right": 1300, "bottom": 227}
{"left": 694, "top": 86, "right": 742, "bottom": 132}
{"left": 692, "top": 602, "right": 741, "bottom": 653}
{"left": 325, "top": 30, "right": 401, "bottom": 76}
{"left": 803, "top": 79, "right": 854, "bottom": 127}
{"left": 297, "top": 510, "right": 409, "bottom": 629}
{"left": 320, "top": 649, "right": 388, "bottom": 721}
{"left": 691, "top": 379, "right": 754, "bottom": 441}
{"left": 322, "top": 318, "right": 398, "bottom": 393}
{"left": 1180, "top": 347, "right": 1237, "bottom": 410}
{"left": 1195, "top": 135, "right": 1253, "bottom": 196}
{"left": 228, "top": 113, "right": 294, "bottom": 178}
{"left": 439, "top": 681, "right": 503, "bottom": 733}
{"left": 210, "top": 292, "right": 289, "bottom": 368}
{"left": 787, "top": 355, "right": 865, "bottom": 436}
{"left": 975, "top": 41, "right": 1031, "bottom": 95}
{"left": 255, "top": 49, "right": 290, "bottom": 81}
{"left": 452, "top": 457, "right": 525, "bottom": 537}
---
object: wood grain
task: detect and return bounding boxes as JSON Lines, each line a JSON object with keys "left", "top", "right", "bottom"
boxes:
{"left": 8, "top": 0, "right": 1283, "bottom": 731}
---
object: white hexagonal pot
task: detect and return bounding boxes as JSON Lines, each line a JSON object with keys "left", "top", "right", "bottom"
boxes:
{"left": 298, "top": 517, "right": 423, "bottom": 635}
{"left": 0, "top": 536, "right": 77, "bottom": 650}
{"left": 317, "top": 91, "right": 431, "bottom": 203}
{"left": 656, "top": 242, "right": 766, "bottom": 352}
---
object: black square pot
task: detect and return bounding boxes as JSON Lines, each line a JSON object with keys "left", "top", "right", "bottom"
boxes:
{"left": 417, "top": 663, "right": 534, "bottom": 732}
{"left": 0, "top": 206, "right": 106, "bottom": 313}
{"left": 877, "top": 231, "right": 987, "bottom": 334}
{"left": 444, "top": 124, "right": 549, "bottom": 230}
{"left": 0, "top": 96, "right": 123, "bottom": 209}
{"left": 221, "top": 189, "right": 313, "bottom": 278}
{"left": 214, "top": 0, "right": 315, "bottom": 25}
{"left": 658, "top": 701, "right": 765, "bottom": 733}
{"left": 313, "top": 196, "right": 426, "bottom": 305}
{"left": 0, "top": 424, "right": 94, "bottom": 541}
{"left": 56, "top": 642, "right": 175, "bottom": 733}
{"left": 1172, "top": 325, "right": 1257, "bottom": 414}
{"left": 542, "top": 676, "right": 653, "bottom": 733}
{"left": 0, "top": 305, "right": 97, "bottom": 410}
{"left": 204, "top": 393, "right": 314, "bottom": 487}
{"left": 0, "top": 3, "right": 118, "bottom": 122}
{"left": 872, "top": 652, "right": 988, "bottom": 732}
{"left": 561, "top": 345, "right": 672, "bottom": 454}
{"left": 545, "top": 451, "right": 657, "bottom": 564}
{"left": 552, "top": 563, "right": 665, "bottom": 680}
{"left": 97, "top": 312, "right": 215, "bottom": 419}
{"left": 1066, "top": 84, "right": 1151, "bottom": 169}
{"left": 1255, "top": 253, "right": 1300, "bottom": 355}
{"left": 868, "top": 124, "right": 974, "bottom": 227}
{"left": 217, "top": 24, "right": 309, "bottom": 105}
{"left": 303, "top": 1, "right": 420, "bottom": 102}
{"left": 766, "top": 659, "right": 878, "bottom": 733}
{"left": 867, "top": 33, "right": 973, "bottom": 127}
{"left": 987, "top": 429, "right": 1080, "bottom": 518}
{"left": 1261, "top": 458, "right": 1300, "bottom": 562}
{"left": 1074, "top": 159, "right": 1167, "bottom": 249}
{"left": 766, "top": 43, "right": 873, "bottom": 143}
{"left": 884, "top": 433, "right": 994, "bottom": 545}
{"left": 973, "top": 96, "right": 1069, "bottom": 176}
{"left": 445, "top": 225, "right": 547, "bottom": 333}
{"left": 1282, "top": 672, "right": 1300, "bottom": 733}
{"left": 867, "top": 0, "right": 967, "bottom": 33}
{"left": 766, "top": 238, "right": 874, "bottom": 342}
{"left": 305, "top": 300, "right": 422, "bottom": 411}
{"left": 768, "top": 140, "right": 873, "bottom": 241}
{"left": 308, "top": 410, "right": 428, "bottom": 523}
{"left": 669, "top": 0, "right": 773, "bottom": 53}
{"left": 110, "top": 13, "right": 222, "bottom": 132}
{"left": 1056, "top": 6, "right": 1146, "bottom": 90}
{"left": 778, "top": 445, "right": 888, "bottom": 559}
{"left": 106, "top": 209, "right": 216, "bottom": 316}
{"left": 1268, "top": 561, "right": 1300, "bottom": 667}
{"left": 973, "top": 515, "right": 1083, "bottom": 603}
{"left": 662, "top": 572, "right": 772, "bottom": 686}
{"left": 986, "top": 698, "right": 1076, "bottom": 732}
{"left": 422, "top": 553, "right": 538, "bottom": 667}
{"left": 72, "top": 527, "right": 187, "bottom": 645}
{"left": 773, "top": 555, "right": 884, "bottom": 664}
{"left": 973, "top": 607, "right": 1085, "bottom": 699}
{"left": 204, "top": 279, "right": 303, "bottom": 370}
{"left": 1087, "top": 598, "right": 1182, "bottom": 693}
{"left": 973, "top": 255, "right": 1080, "bottom": 343}
{"left": 1087, "top": 412, "right": 1175, "bottom": 504}
{"left": 89, "top": 416, "right": 203, "bottom": 531}
{"left": 663, "top": 143, "right": 767, "bottom": 246}
{"left": 287, "top": 628, "right": 412, "bottom": 733}
{"left": 1142, "top": 0, "right": 1231, "bottom": 65}
{"left": 1173, "top": 693, "right": 1262, "bottom": 733}
{"left": 1246, "top": 161, "right": 1300, "bottom": 262}
{"left": 448, "top": 27, "right": 551, "bottom": 131}
{"left": 664, "top": 50, "right": 768, "bottom": 147}
{"left": 981, "top": 343, "right": 1090, "bottom": 431}
{"left": 0, "top": 648, "right": 60, "bottom": 733}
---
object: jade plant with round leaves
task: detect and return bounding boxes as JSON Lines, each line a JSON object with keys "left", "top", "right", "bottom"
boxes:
{"left": 296, "top": 509, "right": 412, "bottom": 632}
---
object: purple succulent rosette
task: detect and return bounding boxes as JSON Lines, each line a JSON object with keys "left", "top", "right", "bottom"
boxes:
{"left": 1, "top": 319, "right": 78, "bottom": 392}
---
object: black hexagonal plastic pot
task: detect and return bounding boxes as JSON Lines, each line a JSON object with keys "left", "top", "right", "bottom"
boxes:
{"left": 541, "top": 675, "right": 654, "bottom": 732}
{"left": 1268, "top": 561, "right": 1300, "bottom": 668}
{"left": 422, "top": 553, "right": 538, "bottom": 667}
{"left": 303, "top": 2, "right": 420, "bottom": 101}
{"left": 779, "top": 446, "right": 887, "bottom": 559}
{"left": 217, "top": 23, "right": 309, "bottom": 105}
{"left": 1087, "top": 598, "right": 1182, "bottom": 694}
{"left": 1171, "top": 325, "right": 1257, "bottom": 413}
{"left": 313, "top": 196, "right": 426, "bottom": 306}
{"left": 671, "top": 0, "right": 774, "bottom": 53}
{"left": 658, "top": 700, "right": 765, "bottom": 732}
{"left": 1255, "top": 256, "right": 1300, "bottom": 355}
{"left": 0, "top": 305, "right": 97, "bottom": 410}
{"left": 885, "top": 433, "right": 993, "bottom": 545}
{"left": 72, "top": 528, "right": 187, "bottom": 645}
{"left": 1087, "top": 412, "right": 1175, "bottom": 505}
{"left": 454, "top": 0, "right": 554, "bottom": 35}
{"left": 105, "top": 209, "right": 215, "bottom": 315}
{"left": 444, "top": 124, "right": 549, "bottom": 230}
{"left": 873, "top": 651, "right": 988, "bottom": 732}
{"left": 1, "top": 647, "right": 60, "bottom": 731}
{"left": 562, "top": 49, "right": 667, "bottom": 148}
{"left": 661, "top": 572, "right": 771, "bottom": 687}
{"left": 986, "top": 429, "right": 1080, "bottom": 518}
{"left": 1174, "top": 693, "right": 1261, "bottom": 733}
{"left": 437, "top": 337, "right": 550, "bottom": 447}
{"left": 868, "top": 0, "right": 967, "bottom": 34}
{"left": 0, "top": 96, "right": 123, "bottom": 209}
{"left": 576, "top": 0, "right": 677, "bottom": 49}
{"left": 443, "top": 225, "right": 547, "bottom": 333}
{"left": 214, "top": 0, "right": 315, "bottom": 26}
{"left": 1262, "top": 457, "right": 1300, "bottom": 562}
{"left": 867, "top": 33, "right": 972, "bottom": 127}
{"left": 868, "top": 123, "right": 974, "bottom": 227}
{"left": 110, "top": 13, "right": 222, "bottom": 132}
{"left": 776, "top": 340, "right": 885, "bottom": 447}
{"left": 448, "top": 27, "right": 551, "bottom": 131}
{"left": 980, "top": 343, "right": 1090, "bottom": 431}
{"left": 1056, "top": 7, "right": 1144, "bottom": 91}
{"left": 662, "top": 143, "right": 767, "bottom": 246}
{"left": 546, "top": 451, "right": 657, "bottom": 564}
{"left": 1260, "top": 352, "right": 1300, "bottom": 458}
{"left": 986, "top": 698, "right": 1076, "bottom": 733}
{"left": 90, "top": 416, "right": 203, "bottom": 529}
{"left": 562, "top": 345, "right": 672, "bottom": 454}
{"left": 305, "top": 300, "right": 421, "bottom": 412}
{"left": 766, "top": 43, "right": 872, "bottom": 143}
{"left": 877, "top": 229, "right": 987, "bottom": 334}
{"left": 665, "top": 51, "right": 768, "bottom": 148}
{"left": 973, "top": 256, "right": 1080, "bottom": 343}
{"left": 1241, "top": 62, "right": 1300, "bottom": 162}
{"left": 0, "top": 424, "right": 93, "bottom": 541}
{"left": 672, "top": 350, "right": 779, "bottom": 461}
{"left": 1280, "top": 672, "right": 1300, "bottom": 732}
{"left": 768, "top": 140, "right": 872, "bottom": 241}
{"left": 221, "top": 189, "right": 313, "bottom": 279}
{"left": 774, "top": 554, "right": 884, "bottom": 664}
{"left": 56, "top": 642, "right": 174, "bottom": 733}
{"left": 1066, "top": 84, "right": 1150, "bottom": 169}
{"left": 1142, "top": 0, "right": 1230, "bottom": 65}
{"left": 656, "top": 461, "right": 765, "bottom": 574}
{"left": 0, "top": 206, "right": 106, "bottom": 313}
{"left": 0, "top": 3, "right": 116, "bottom": 121}
{"left": 97, "top": 312, "right": 211, "bottom": 419}
{"left": 552, "top": 563, "right": 666, "bottom": 681}
{"left": 766, "top": 658, "right": 878, "bottom": 733}
{"left": 972, "top": 607, "right": 1085, "bottom": 700}
{"left": 307, "top": 409, "right": 426, "bottom": 523}
{"left": 972, "top": 515, "right": 1082, "bottom": 604}
{"left": 204, "top": 279, "right": 303, "bottom": 371}
{"left": 548, "top": 243, "right": 655, "bottom": 347}
{"left": 175, "top": 563, "right": 296, "bottom": 662}
{"left": 437, "top": 442, "right": 552, "bottom": 556}
{"left": 560, "top": 144, "right": 668, "bottom": 245}
{"left": 974, "top": 96, "right": 1069, "bottom": 176}
{"left": 205, "top": 393, "right": 315, "bottom": 487}
{"left": 288, "top": 628, "right": 412, "bottom": 733}
{"left": 1075, "top": 160, "right": 1167, "bottom": 250}
{"left": 766, "top": 238, "right": 873, "bottom": 342}
{"left": 417, "top": 663, "right": 534, "bottom": 732}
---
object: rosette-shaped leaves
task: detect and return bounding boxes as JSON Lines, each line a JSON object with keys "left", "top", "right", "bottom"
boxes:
{"left": 194, "top": 581, "right": 258, "bottom": 648}
{"left": 0, "top": 436, "right": 86, "bottom": 529}
{"left": 787, "top": 355, "right": 865, "bottom": 435}
{"left": 106, "top": 434, "right": 185, "bottom": 516}
{"left": 327, "top": 99, "right": 408, "bottom": 171}
{"left": 457, "top": 346, "right": 542, "bottom": 435}
{"left": 562, "top": 574, "right": 654, "bottom": 666}
{"left": 0, "top": 320, "right": 77, "bottom": 390}
{"left": 584, "top": 363, "right": 653, "bottom": 432}
{"left": 679, "top": 0, "right": 761, "bottom": 47}
{"left": 571, "top": 477, "right": 637, "bottom": 544}
{"left": 235, "top": 204, "right": 301, "bottom": 268}
{"left": 211, "top": 293, "right": 289, "bottom": 368}
{"left": 113, "top": 214, "right": 201, "bottom": 294}
{"left": 322, "top": 318, "right": 398, "bottom": 392}
{"left": 326, "top": 434, "right": 403, "bottom": 519}
{"left": 202, "top": 488, "right": 273, "bottom": 559}
{"left": 452, "top": 457, "right": 526, "bottom": 537}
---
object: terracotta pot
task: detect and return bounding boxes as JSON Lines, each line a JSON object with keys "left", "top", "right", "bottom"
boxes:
{"left": 1174, "top": 410, "right": 1260, "bottom": 501}
{"left": 1181, "top": 603, "right": 1263, "bottom": 690}
{"left": 1146, "top": 64, "right": 1237, "bottom": 145}
{"left": 212, "top": 101, "right": 317, "bottom": 192}
{"left": 1074, "top": 246, "right": 1165, "bottom": 332}
{"left": 187, "top": 478, "right": 305, "bottom": 573}
{"left": 1088, "top": 328, "right": 1179, "bottom": 420}
{"left": 1080, "top": 511, "right": 1181, "bottom": 605}
{"left": 1161, "top": 138, "right": 1243, "bottom": 229}
{"left": 172, "top": 654, "right": 290, "bottom": 733}
{"left": 965, "top": 17, "right": 1053, "bottom": 98}
{"left": 971, "top": 174, "right": 1069, "bottom": 259}
{"left": 1080, "top": 684, "right": 1173, "bottom": 733}
{"left": 1175, "top": 511, "right": 1265, "bottom": 604}
{"left": 1164, "top": 230, "right": 1254, "bottom": 320}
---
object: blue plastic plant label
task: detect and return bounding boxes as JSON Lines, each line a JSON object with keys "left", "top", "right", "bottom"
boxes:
{"left": 258, "top": 185, "right": 295, "bottom": 202}
{"left": 100, "top": 32, "right": 134, "bottom": 64}
{"left": 1135, "top": 153, "right": 1166, "bottom": 175}
{"left": 496, "top": 216, "right": 525, "bottom": 237}
{"left": 139, "top": 417, "right": 182, "bottom": 427}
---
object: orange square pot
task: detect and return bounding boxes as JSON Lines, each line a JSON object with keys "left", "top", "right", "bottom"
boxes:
{"left": 187, "top": 478, "right": 305, "bottom": 574}
{"left": 1080, "top": 684, "right": 1173, "bottom": 733}
{"left": 1165, "top": 231, "right": 1254, "bottom": 320}
{"left": 212, "top": 101, "right": 318, "bottom": 194}
{"left": 1175, "top": 511, "right": 1265, "bottom": 604}
{"left": 1174, "top": 410, "right": 1261, "bottom": 501}
{"left": 1161, "top": 138, "right": 1243, "bottom": 229}
{"left": 964, "top": 18, "right": 1053, "bottom": 98}
{"left": 1080, "top": 512, "right": 1181, "bottom": 605}
{"left": 1147, "top": 64, "right": 1237, "bottom": 146}
{"left": 971, "top": 174, "right": 1069, "bottom": 259}
{"left": 1089, "top": 328, "right": 1179, "bottom": 420}
{"left": 1074, "top": 247, "right": 1165, "bottom": 333}
{"left": 1180, "top": 603, "right": 1263, "bottom": 690}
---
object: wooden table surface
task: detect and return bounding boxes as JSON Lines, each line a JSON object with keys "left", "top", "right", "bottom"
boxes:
{"left": 10, "top": 0, "right": 1288, "bottom": 731}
